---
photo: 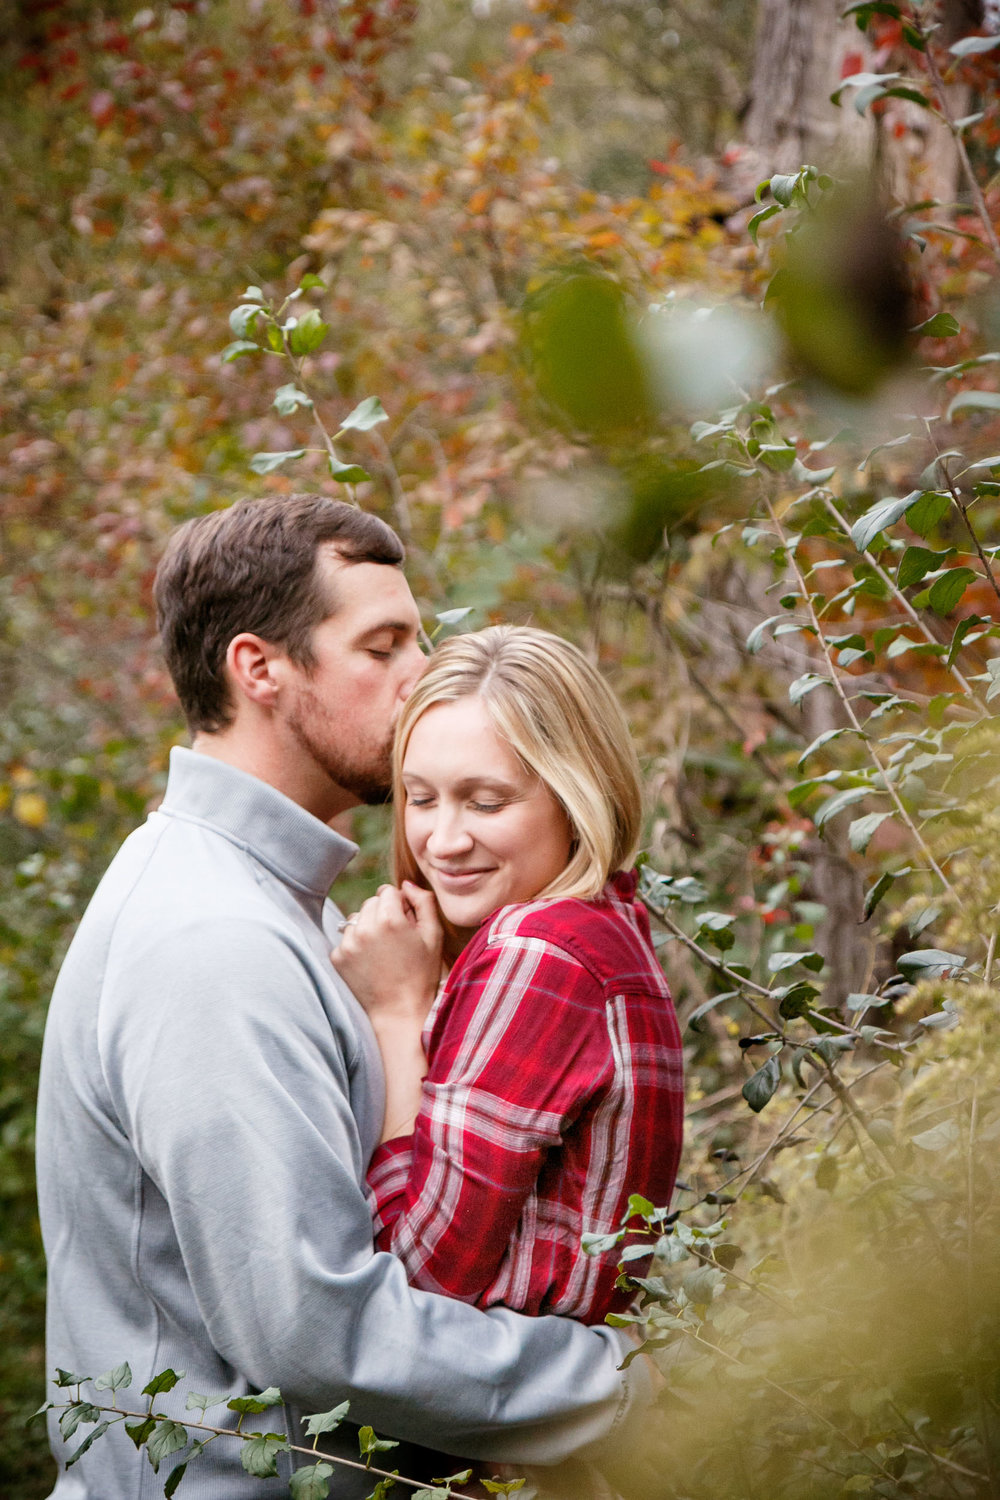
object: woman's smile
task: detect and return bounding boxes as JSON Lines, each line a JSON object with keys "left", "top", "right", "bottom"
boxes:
{"left": 402, "top": 696, "right": 573, "bottom": 929}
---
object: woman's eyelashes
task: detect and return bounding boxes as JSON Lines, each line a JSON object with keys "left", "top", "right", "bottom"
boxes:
{"left": 405, "top": 793, "right": 507, "bottom": 813}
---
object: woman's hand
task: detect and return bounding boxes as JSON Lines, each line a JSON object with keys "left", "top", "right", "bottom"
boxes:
{"left": 331, "top": 882, "right": 443, "bottom": 1143}
{"left": 331, "top": 881, "right": 443, "bottom": 1024}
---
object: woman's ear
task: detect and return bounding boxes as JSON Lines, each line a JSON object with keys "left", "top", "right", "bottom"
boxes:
{"left": 226, "top": 633, "right": 282, "bottom": 710}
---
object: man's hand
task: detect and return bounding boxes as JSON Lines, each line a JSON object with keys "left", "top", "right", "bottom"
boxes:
{"left": 331, "top": 881, "right": 443, "bottom": 1022}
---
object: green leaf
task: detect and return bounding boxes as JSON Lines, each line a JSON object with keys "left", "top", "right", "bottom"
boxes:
{"left": 184, "top": 1392, "right": 228, "bottom": 1415}
{"left": 65, "top": 1422, "right": 110, "bottom": 1468}
{"left": 329, "top": 464, "right": 372, "bottom": 484}
{"left": 125, "top": 1416, "right": 157, "bottom": 1448}
{"left": 229, "top": 304, "right": 264, "bottom": 338}
{"left": 287, "top": 308, "right": 329, "bottom": 355}
{"left": 814, "top": 786, "right": 874, "bottom": 827}
{"left": 748, "top": 204, "right": 781, "bottom": 244}
{"left": 626, "top": 1192, "right": 657, "bottom": 1219}
{"left": 59, "top": 1402, "right": 102, "bottom": 1441}
{"left": 221, "top": 339, "right": 261, "bottom": 362}
{"left": 897, "top": 545, "right": 950, "bottom": 588}
{"left": 272, "top": 383, "right": 314, "bottom": 416}
{"left": 298, "top": 273, "right": 327, "bottom": 291}
{"left": 289, "top": 1462, "right": 335, "bottom": 1500}
{"left": 436, "top": 607, "right": 475, "bottom": 626}
{"left": 898, "top": 948, "right": 966, "bottom": 978}
{"left": 249, "top": 449, "right": 306, "bottom": 474}
{"left": 581, "top": 1230, "right": 625, "bottom": 1254}
{"left": 769, "top": 172, "right": 801, "bottom": 207}
{"left": 911, "top": 1119, "right": 960, "bottom": 1150}
{"left": 94, "top": 1362, "right": 132, "bottom": 1393}
{"left": 987, "top": 658, "right": 1000, "bottom": 703}
{"left": 367, "top": 1476, "right": 400, "bottom": 1500}
{"left": 789, "top": 673, "right": 831, "bottom": 706}
{"left": 742, "top": 1053, "right": 782, "bottom": 1113}
{"left": 340, "top": 396, "right": 389, "bottom": 432}
{"left": 163, "top": 1458, "right": 190, "bottom": 1498}
{"left": 54, "top": 1369, "right": 93, "bottom": 1388}
{"left": 481, "top": 1478, "right": 527, "bottom": 1494}
{"left": 28, "top": 1401, "right": 54, "bottom": 1427}
{"left": 815, "top": 1152, "right": 839, "bottom": 1191}
{"left": 146, "top": 1420, "right": 188, "bottom": 1473}
{"left": 240, "top": 285, "right": 266, "bottom": 303}
{"left": 302, "top": 1402, "right": 351, "bottom": 1438}
{"left": 863, "top": 870, "right": 897, "bottom": 920}
{"left": 950, "top": 33, "right": 1000, "bottom": 55}
{"left": 776, "top": 982, "right": 821, "bottom": 1018}
{"left": 850, "top": 492, "right": 920, "bottom": 552}
{"left": 905, "top": 490, "right": 950, "bottom": 536}
{"left": 758, "top": 443, "right": 798, "bottom": 472}
{"left": 240, "top": 1432, "right": 291, "bottom": 1478}
{"left": 768, "top": 949, "right": 824, "bottom": 973}
{"left": 359, "top": 1426, "right": 399, "bottom": 1463}
{"left": 912, "top": 312, "right": 960, "bottom": 338}
{"left": 143, "top": 1370, "right": 184, "bottom": 1398}
{"left": 797, "top": 726, "right": 850, "bottom": 767}
{"left": 928, "top": 566, "right": 977, "bottom": 616}
{"left": 846, "top": 992, "right": 883, "bottom": 1011}
{"left": 746, "top": 614, "right": 783, "bottom": 655}
{"left": 947, "top": 390, "right": 1000, "bottom": 421}
{"left": 433, "top": 1470, "right": 474, "bottom": 1486}
{"left": 228, "top": 1388, "right": 282, "bottom": 1415}
{"left": 266, "top": 322, "right": 284, "bottom": 352}
{"left": 686, "top": 991, "right": 739, "bottom": 1032}
{"left": 848, "top": 811, "right": 892, "bottom": 853}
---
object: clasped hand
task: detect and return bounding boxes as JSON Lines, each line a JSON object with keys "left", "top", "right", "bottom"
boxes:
{"left": 331, "top": 880, "right": 443, "bottom": 1024}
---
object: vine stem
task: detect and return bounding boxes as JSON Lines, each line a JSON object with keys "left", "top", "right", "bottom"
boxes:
{"left": 641, "top": 899, "right": 782, "bottom": 1024}
{"left": 765, "top": 498, "right": 956, "bottom": 898}
{"left": 916, "top": 29, "right": 1000, "bottom": 271}
{"left": 934, "top": 449, "right": 1000, "bottom": 613}
{"left": 685, "top": 1331, "right": 907, "bottom": 1487}
{"left": 817, "top": 494, "right": 986, "bottom": 713}
{"left": 56, "top": 1403, "right": 478, "bottom": 1498}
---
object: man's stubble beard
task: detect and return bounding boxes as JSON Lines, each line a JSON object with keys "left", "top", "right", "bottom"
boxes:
{"left": 286, "top": 681, "right": 394, "bottom": 807}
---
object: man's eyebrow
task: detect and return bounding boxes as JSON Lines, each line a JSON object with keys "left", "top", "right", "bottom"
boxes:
{"left": 356, "top": 619, "right": 418, "bottom": 638}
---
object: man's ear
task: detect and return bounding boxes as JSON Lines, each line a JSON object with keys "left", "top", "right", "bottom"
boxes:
{"left": 226, "top": 633, "right": 284, "bottom": 710}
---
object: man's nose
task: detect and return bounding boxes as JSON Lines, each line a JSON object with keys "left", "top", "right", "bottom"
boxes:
{"left": 397, "top": 640, "right": 427, "bottom": 702}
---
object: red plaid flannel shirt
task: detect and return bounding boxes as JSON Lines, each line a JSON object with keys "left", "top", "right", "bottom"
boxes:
{"left": 366, "top": 870, "right": 684, "bottom": 1325}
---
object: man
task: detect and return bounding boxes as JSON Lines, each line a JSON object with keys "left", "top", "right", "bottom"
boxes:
{"left": 36, "top": 494, "right": 649, "bottom": 1499}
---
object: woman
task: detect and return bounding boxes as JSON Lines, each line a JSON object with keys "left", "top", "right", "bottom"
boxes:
{"left": 332, "top": 625, "right": 684, "bottom": 1325}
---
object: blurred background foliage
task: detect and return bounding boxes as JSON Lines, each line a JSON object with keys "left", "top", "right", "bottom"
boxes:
{"left": 2, "top": 0, "right": 1000, "bottom": 1495}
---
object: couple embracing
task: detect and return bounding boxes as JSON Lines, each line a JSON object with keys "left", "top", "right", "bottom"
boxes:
{"left": 36, "top": 493, "right": 684, "bottom": 1499}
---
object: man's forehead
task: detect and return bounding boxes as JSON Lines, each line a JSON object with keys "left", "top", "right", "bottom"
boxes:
{"left": 318, "top": 548, "right": 419, "bottom": 629}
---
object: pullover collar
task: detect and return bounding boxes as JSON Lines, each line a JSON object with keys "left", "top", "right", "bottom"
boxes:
{"left": 159, "top": 746, "right": 358, "bottom": 897}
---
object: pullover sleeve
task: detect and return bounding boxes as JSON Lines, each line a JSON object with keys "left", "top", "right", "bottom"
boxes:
{"left": 366, "top": 931, "right": 611, "bottom": 1307}
{"left": 101, "top": 915, "right": 644, "bottom": 1464}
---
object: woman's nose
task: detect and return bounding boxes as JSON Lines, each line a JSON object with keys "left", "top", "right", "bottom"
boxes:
{"left": 426, "top": 808, "right": 474, "bottom": 858}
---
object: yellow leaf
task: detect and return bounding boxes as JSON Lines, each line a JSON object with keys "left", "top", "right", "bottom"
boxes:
{"left": 14, "top": 792, "right": 48, "bottom": 828}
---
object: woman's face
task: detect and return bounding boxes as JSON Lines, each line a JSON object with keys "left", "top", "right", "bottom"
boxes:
{"left": 402, "top": 695, "right": 574, "bottom": 930}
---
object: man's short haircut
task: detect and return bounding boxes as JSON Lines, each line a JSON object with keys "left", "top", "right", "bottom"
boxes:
{"left": 154, "top": 494, "right": 405, "bottom": 733}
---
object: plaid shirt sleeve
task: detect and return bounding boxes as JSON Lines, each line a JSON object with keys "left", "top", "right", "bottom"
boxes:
{"left": 366, "top": 928, "right": 613, "bottom": 1308}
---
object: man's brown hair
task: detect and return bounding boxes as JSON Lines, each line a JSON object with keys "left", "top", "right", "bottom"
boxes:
{"left": 154, "top": 494, "right": 405, "bottom": 733}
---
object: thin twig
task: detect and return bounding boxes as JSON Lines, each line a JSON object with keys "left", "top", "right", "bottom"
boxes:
{"left": 918, "top": 34, "right": 1000, "bottom": 270}
{"left": 819, "top": 494, "right": 986, "bottom": 713}
{"left": 766, "top": 499, "right": 956, "bottom": 897}
{"left": 55, "top": 1403, "right": 478, "bottom": 1498}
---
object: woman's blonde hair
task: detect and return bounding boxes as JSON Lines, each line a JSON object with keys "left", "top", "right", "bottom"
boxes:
{"left": 392, "top": 625, "right": 643, "bottom": 904}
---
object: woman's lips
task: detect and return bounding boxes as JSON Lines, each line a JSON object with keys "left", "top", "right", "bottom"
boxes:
{"left": 429, "top": 866, "right": 495, "bottom": 888}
